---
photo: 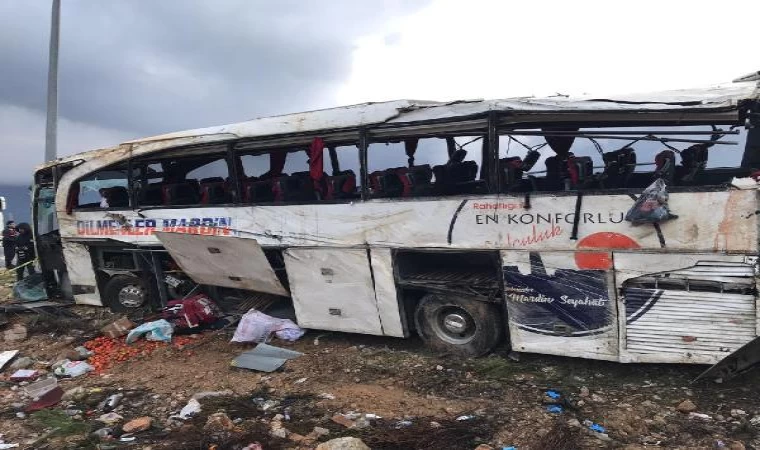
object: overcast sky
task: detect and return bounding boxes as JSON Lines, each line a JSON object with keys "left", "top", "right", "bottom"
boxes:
{"left": 0, "top": 0, "right": 758, "bottom": 184}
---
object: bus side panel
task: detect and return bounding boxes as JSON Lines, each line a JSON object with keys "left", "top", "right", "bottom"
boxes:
{"left": 369, "top": 248, "right": 406, "bottom": 338}
{"left": 61, "top": 241, "right": 103, "bottom": 306}
{"left": 615, "top": 252, "right": 757, "bottom": 364}
{"left": 501, "top": 250, "right": 619, "bottom": 361}
{"left": 64, "top": 189, "right": 758, "bottom": 254}
{"left": 284, "top": 248, "right": 384, "bottom": 335}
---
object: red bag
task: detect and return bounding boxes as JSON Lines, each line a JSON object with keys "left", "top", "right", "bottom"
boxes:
{"left": 162, "top": 295, "right": 221, "bottom": 329}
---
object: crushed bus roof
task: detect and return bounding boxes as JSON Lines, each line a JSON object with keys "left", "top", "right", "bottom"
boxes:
{"left": 37, "top": 75, "right": 760, "bottom": 171}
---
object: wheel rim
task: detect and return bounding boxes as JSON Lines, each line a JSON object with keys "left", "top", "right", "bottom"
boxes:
{"left": 431, "top": 305, "right": 477, "bottom": 344}
{"left": 118, "top": 284, "right": 145, "bottom": 308}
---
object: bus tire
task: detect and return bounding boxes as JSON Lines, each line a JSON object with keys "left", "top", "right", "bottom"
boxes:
{"left": 414, "top": 293, "right": 503, "bottom": 357}
{"left": 103, "top": 274, "right": 148, "bottom": 313}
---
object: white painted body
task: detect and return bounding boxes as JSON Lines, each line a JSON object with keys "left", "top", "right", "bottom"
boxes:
{"left": 36, "top": 79, "right": 760, "bottom": 364}
{"left": 56, "top": 187, "right": 760, "bottom": 364}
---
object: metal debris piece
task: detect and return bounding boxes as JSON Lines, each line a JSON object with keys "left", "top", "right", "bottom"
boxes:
{"left": 231, "top": 343, "right": 303, "bottom": 372}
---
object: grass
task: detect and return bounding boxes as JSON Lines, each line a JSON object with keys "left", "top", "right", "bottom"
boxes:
{"left": 31, "top": 409, "right": 91, "bottom": 437}
{"left": 471, "top": 356, "right": 524, "bottom": 379}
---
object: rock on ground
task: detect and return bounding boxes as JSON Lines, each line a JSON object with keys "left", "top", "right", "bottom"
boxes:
{"left": 204, "top": 412, "right": 234, "bottom": 432}
{"left": 676, "top": 399, "right": 697, "bottom": 413}
{"left": 316, "top": 437, "right": 371, "bottom": 450}
{"left": 122, "top": 416, "right": 152, "bottom": 433}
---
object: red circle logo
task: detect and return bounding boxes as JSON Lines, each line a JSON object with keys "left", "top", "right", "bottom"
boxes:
{"left": 575, "top": 232, "right": 640, "bottom": 270}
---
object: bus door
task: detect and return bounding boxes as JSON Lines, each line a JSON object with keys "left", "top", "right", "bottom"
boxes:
{"left": 33, "top": 183, "right": 72, "bottom": 299}
{"left": 614, "top": 253, "right": 757, "bottom": 364}
{"left": 501, "top": 250, "right": 619, "bottom": 361}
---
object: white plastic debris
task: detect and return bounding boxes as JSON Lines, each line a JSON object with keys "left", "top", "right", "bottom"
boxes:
{"left": 54, "top": 360, "right": 94, "bottom": 378}
{"left": 175, "top": 398, "right": 202, "bottom": 420}
{"left": 231, "top": 309, "right": 304, "bottom": 343}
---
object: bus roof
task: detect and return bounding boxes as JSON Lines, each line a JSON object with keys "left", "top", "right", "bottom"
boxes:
{"left": 37, "top": 74, "right": 760, "bottom": 172}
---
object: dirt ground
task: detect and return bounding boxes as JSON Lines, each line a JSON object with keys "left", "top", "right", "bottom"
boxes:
{"left": 0, "top": 276, "right": 758, "bottom": 449}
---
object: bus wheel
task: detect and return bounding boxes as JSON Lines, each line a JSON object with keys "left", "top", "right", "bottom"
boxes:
{"left": 104, "top": 275, "right": 148, "bottom": 312}
{"left": 414, "top": 294, "right": 503, "bottom": 357}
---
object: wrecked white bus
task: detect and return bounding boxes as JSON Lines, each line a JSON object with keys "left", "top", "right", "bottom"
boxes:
{"left": 31, "top": 72, "right": 760, "bottom": 366}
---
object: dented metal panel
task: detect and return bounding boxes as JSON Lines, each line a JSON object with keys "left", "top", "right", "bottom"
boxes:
{"left": 154, "top": 232, "right": 288, "bottom": 296}
{"left": 616, "top": 254, "right": 758, "bottom": 364}
{"left": 284, "top": 248, "right": 383, "bottom": 335}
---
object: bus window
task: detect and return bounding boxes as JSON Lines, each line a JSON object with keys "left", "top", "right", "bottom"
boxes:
{"left": 238, "top": 149, "right": 312, "bottom": 203}
{"left": 73, "top": 164, "right": 130, "bottom": 209}
{"left": 498, "top": 126, "right": 748, "bottom": 193}
{"left": 239, "top": 144, "right": 360, "bottom": 203}
{"left": 134, "top": 152, "right": 231, "bottom": 207}
{"left": 368, "top": 137, "right": 484, "bottom": 199}
{"left": 324, "top": 145, "right": 360, "bottom": 200}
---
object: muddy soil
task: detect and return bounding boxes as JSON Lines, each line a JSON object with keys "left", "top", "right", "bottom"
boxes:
{"left": 0, "top": 290, "right": 757, "bottom": 449}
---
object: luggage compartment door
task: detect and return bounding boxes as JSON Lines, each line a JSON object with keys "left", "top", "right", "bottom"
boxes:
{"left": 502, "top": 250, "right": 619, "bottom": 361}
{"left": 284, "top": 248, "right": 384, "bottom": 335}
{"left": 615, "top": 253, "right": 757, "bottom": 364}
{"left": 155, "top": 232, "right": 288, "bottom": 296}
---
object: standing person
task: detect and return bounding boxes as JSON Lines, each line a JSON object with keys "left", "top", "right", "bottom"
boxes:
{"left": 2, "top": 220, "right": 17, "bottom": 270}
{"left": 14, "top": 223, "right": 36, "bottom": 281}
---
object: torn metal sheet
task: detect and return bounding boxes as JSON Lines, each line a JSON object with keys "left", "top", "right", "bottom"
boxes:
{"left": 154, "top": 232, "right": 288, "bottom": 296}
{"left": 694, "top": 335, "right": 760, "bottom": 382}
{"left": 284, "top": 248, "right": 384, "bottom": 335}
{"left": 231, "top": 343, "right": 302, "bottom": 372}
{"left": 615, "top": 253, "right": 756, "bottom": 364}
{"left": 0, "top": 350, "right": 19, "bottom": 371}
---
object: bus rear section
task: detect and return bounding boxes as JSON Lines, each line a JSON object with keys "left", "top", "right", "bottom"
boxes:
{"left": 35, "top": 77, "right": 760, "bottom": 365}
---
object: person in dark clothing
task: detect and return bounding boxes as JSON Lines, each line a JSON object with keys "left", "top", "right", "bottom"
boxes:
{"left": 2, "top": 220, "right": 17, "bottom": 270}
{"left": 14, "top": 223, "right": 36, "bottom": 281}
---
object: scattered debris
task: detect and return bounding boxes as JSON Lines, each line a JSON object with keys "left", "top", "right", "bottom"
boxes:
{"left": 125, "top": 319, "right": 174, "bottom": 344}
{"left": 24, "top": 377, "right": 58, "bottom": 398}
{"left": 84, "top": 335, "right": 196, "bottom": 373}
{"left": 231, "top": 343, "right": 302, "bottom": 372}
{"left": 231, "top": 309, "right": 304, "bottom": 343}
{"left": 25, "top": 386, "right": 63, "bottom": 412}
{"left": 102, "top": 393, "right": 124, "bottom": 412}
{"left": 10, "top": 369, "right": 39, "bottom": 381}
{"left": 122, "top": 416, "right": 152, "bottom": 433}
{"left": 101, "top": 317, "right": 136, "bottom": 338}
{"left": 174, "top": 398, "right": 201, "bottom": 420}
{"left": 0, "top": 350, "right": 19, "bottom": 371}
{"left": 53, "top": 360, "right": 93, "bottom": 378}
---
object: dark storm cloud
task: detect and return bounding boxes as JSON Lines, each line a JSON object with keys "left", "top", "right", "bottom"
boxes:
{"left": 0, "top": 0, "right": 429, "bottom": 136}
